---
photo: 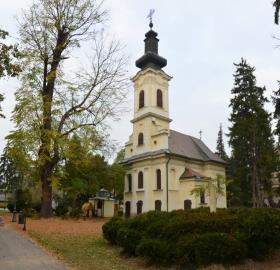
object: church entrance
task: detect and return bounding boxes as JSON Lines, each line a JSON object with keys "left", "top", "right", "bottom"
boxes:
{"left": 125, "top": 201, "right": 131, "bottom": 218}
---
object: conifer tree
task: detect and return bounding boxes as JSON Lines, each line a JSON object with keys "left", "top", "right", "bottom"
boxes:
{"left": 272, "top": 82, "right": 280, "bottom": 144}
{"left": 229, "top": 58, "right": 276, "bottom": 207}
{"left": 216, "top": 123, "right": 228, "bottom": 161}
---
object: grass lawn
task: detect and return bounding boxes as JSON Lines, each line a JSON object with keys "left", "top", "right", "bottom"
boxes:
{"left": 28, "top": 231, "right": 144, "bottom": 270}
{"left": 2, "top": 213, "right": 280, "bottom": 270}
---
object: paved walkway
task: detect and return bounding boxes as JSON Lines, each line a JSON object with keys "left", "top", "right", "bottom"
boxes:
{"left": 0, "top": 218, "right": 69, "bottom": 270}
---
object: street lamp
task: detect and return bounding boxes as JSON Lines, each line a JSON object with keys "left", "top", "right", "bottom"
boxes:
{"left": 11, "top": 172, "right": 19, "bottom": 222}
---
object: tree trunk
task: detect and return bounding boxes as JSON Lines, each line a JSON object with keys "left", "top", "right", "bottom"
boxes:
{"left": 40, "top": 162, "right": 53, "bottom": 218}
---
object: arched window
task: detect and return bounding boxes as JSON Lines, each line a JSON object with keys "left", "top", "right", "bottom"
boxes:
{"left": 200, "top": 191, "right": 205, "bottom": 204}
{"left": 157, "top": 89, "right": 163, "bottom": 108}
{"left": 138, "top": 171, "right": 143, "bottom": 189}
{"left": 139, "top": 90, "right": 145, "bottom": 108}
{"left": 136, "top": 200, "right": 143, "bottom": 215}
{"left": 155, "top": 200, "right": 162, "bottom": 211}
{"left": 125, "top": 201, "right": 131, "bottom": 218}
{"left": 127, "top": 174, "right": 132, "bottom": 192}
{"left": 156, "top": 169, "right": 161, "bottom": 190}
{"left": 138, "top": 133, "right": 144, "bottom": 146}
{"left": 184, "top": 199, "right": 192, "bottom": 210}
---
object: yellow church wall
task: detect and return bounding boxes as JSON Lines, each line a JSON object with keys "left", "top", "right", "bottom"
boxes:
{"left": 124, "top": 155, "right": 227, "bottom": 216}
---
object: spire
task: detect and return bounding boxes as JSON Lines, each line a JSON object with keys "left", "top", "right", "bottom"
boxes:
{"left": 135, "top": 10, "right": 167, "bottom": 70}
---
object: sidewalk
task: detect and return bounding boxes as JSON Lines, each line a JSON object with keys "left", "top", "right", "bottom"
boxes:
{"left": 0, "top": 220, "right": 69, "bottom": 270}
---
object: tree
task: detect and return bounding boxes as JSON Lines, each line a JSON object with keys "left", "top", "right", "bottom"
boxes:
{"left": 228, "top": 58, "right": 277, "bottom": 208}
{"left": 190, "top": 174, "right": 226, "bottom": 213}
{"left": 0, "top": 29, "right": 21, "bottom": 117}
{"left": 215, "top": 123, "right": 228, "bottom": 161}
{"left": 272, "top": 82, "right": 280, "bottom": 144}
{"left": 16, "top": 0, "right": 129, "bottom": 217}
{"left": 274, "top": 0, "right": 280, "bottom": 24}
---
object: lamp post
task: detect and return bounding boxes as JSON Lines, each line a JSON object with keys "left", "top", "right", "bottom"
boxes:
{"left": 11, "top": 172, "right": 19, "bottom": 222}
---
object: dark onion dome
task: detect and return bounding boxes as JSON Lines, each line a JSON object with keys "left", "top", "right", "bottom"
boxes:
{"left": 136, "top": 25, "right": 167, "bottom": 70}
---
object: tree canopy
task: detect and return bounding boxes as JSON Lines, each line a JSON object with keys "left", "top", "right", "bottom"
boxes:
{"left": 228, "top": 58, "right": 277, "bottom": 207}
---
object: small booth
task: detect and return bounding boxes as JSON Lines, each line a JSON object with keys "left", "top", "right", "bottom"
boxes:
{"left": 89, "top": 189, "right": 118, "bottom": 218}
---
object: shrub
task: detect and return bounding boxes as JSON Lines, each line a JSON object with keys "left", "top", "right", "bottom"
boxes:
{"left": 102, "top": 208, "right": 280, "bottom": 268}
{"left": 103, "top": 217, "right": 124, "bottom": 244}
{"left": 136, "top": 238, "right": 173, "bottom": 265}
{"left": 69, "top": 208, "right": 82, "bottom": 218}
{"left": 54, "top": 203, "right": 68, "bottom": 217}
{"left": 192, "top": 233, "right": 246, "bottom": 266}
{"left": 7, "top": 202, "right": 15, "bottom": 212}
{"left": 31, "top": 201, "right": 41, "bottom": 213}
{"left": 116, "top": 227, "right": 142, "bottom": 255}
{"left": 23, "top": 208, "right": 39, "bottom": 218}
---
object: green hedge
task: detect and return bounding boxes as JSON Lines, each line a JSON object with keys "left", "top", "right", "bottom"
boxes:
{"left": 102, "top": 208, "right": 280, "bottom": 268}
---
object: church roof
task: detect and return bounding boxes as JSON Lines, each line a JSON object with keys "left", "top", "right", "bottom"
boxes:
{"left": 122, "top": 130, "right": 226, "bottom": 165}
{"left": 168, "top": 130, "right": 226, "bottom": 164}
{"left": 179, "top": 167, "right": 209, "bottom": 179}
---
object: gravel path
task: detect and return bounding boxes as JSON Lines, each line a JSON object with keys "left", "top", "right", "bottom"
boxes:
{"left": 0, "top": 221, "right": 69, "bottom": 270}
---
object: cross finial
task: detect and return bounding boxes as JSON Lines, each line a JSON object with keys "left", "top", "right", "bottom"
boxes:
{"left": 199, "top": 130, "right": 203, "bottom": 140}
{"left": 147, "top": 9, "right": 155, "bottom": 29}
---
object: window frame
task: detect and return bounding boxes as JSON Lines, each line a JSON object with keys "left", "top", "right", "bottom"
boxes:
{"left": 138, "top": 171, "right": 144, "bottom": 189}
{"left": 156, "top": 169, "right": 161, "bottom": 190}
{"left": 139, "top": 90, "right": 145, "bottom": 109}
{"left": 138, "top": 133, "right": 144, "bottom": 146}
{"left": 156, "top": 89, "right": 163, "bottom": 108}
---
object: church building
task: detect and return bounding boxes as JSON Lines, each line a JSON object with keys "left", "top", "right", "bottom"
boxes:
{"left": 122, "top": 20, "right": 227, "bottom": 217}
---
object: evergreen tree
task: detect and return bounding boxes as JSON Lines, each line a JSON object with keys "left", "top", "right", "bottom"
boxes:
{"left": 272, "top": 82, "right": 280, "bottom": 144}
{"left": 274, "top": 0, "right": 280, "bottom": 24}
{"left": 229, "top": 58, "right": 276, "bottom": 207}
{"left": 215, "top": 123, "right": 228, "bottom": 161}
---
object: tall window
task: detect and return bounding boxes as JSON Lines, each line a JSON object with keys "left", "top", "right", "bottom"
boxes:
{"left": 139, "top": 90, "right": 145, "bottom": 108}
{"left": 200, "top": 191, "right": 205, "bottom": 204}
{"left": 184, "top": 199, "right": 192, "bottom": 209}
{"left": 136, "top": 200, "right": 143, "bottom": 215}
{"left": 138, "top": 133, "right": 144, "bottom": 146}
{"left": 138, "top": 171, "right": 143, "bottom": 189}
{"left": 127, "top": 174, "right": 132, "bottom": 192}
{"left": 155, "top": 200, "right": 162, "bottom": 211}
{"left": 156, "top": 89, "right": 163, "bottom": 107}
{"left": 156, "top": 169, "right": 161, "bottom": 190}
{"left": 125, "top": 201, "right": 131, "bottom": 218}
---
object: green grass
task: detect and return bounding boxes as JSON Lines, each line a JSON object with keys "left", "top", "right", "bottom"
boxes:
{"left": 28, "top": 231, "right": 147, "bottom": 270}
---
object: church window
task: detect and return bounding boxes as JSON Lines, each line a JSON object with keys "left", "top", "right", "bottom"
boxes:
{"left": 155, "top": 200, "right": 162, "bottom": 211}
{"left": 157, "top": 89, "right": 163, "bottom": 107}
{"left": 184, "top": 199, "right": 192, "bottom": 209}
{"left": 200, "top": 191, "right": 205, "bottom": 204}
{"left": 125, "top": 201, "right": 131, "bottom": 218}
{"left": 136, "top": 200, "right": 143, "bottom": 215}
{"left": 127, "top": 174, "right": 132, "bottom": 192}
{"left": 138, "top": 133, "right": 144, "bottom": 145}
{"left": 139, "top": 90, "right": 145, "bottom": 108}
{"left": 156, "top": 169, "right": 161, "bottom": 190}
{"left": 138, "top": 171, "right": 144, "bottom": 189}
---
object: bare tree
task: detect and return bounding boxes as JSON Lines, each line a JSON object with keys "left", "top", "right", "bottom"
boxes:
{"left": 16, "top": 0, "right": 129, "bottom": 217}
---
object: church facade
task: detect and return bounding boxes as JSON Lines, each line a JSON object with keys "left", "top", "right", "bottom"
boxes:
{"left": 122, "top": 21, "right": 227, "bottom": 217}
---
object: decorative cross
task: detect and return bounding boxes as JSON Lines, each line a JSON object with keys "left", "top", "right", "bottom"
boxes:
{"left": 147, "top": 9, "right": 155, "bottom": 28}
{"left": 199, "top": 130, "right": 203, "bottom": 140}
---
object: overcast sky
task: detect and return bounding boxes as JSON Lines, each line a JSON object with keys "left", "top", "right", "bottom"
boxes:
{"left": 0, "top": 0, "right": 279, "bottom": 160}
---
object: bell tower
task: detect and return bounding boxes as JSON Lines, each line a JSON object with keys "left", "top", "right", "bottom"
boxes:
{"left": 125, "top": 19, "right": 172, "bottom": 159}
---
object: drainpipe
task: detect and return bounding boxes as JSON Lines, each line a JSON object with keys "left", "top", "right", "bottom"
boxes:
{"left": 166, "top": 155, "right": 171, "bottom": 212}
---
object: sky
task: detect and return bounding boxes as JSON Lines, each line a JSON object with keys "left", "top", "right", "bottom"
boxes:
{"left": 0, "top": 0, "right": 279, "bottom": 160}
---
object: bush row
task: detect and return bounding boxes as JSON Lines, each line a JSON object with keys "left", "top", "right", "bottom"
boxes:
{"left": 102, "top": 208, "right": 280, "bottom": 268}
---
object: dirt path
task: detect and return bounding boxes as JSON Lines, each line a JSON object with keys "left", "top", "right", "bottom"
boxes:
{"left": 0, "top": 222, "right": 69, "bottom": 270}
